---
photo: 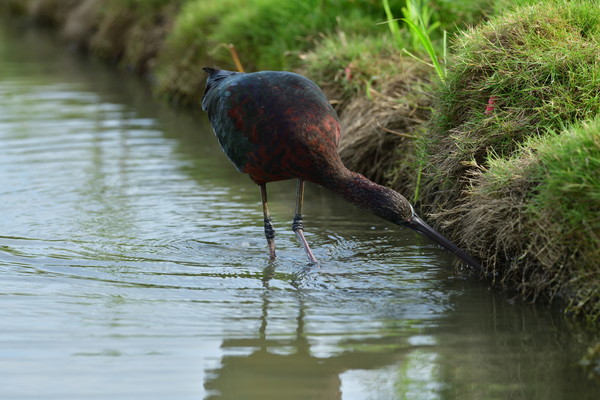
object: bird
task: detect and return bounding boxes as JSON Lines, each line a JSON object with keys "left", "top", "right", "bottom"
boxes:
{"left": 201, "top": 67, "right": 481, "bottom": 271}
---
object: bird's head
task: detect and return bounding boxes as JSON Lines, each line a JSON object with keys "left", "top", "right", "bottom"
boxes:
{"left": 353, "top": 182, "right": 482, "bottom": 272}
{"left": 329, "top": 171, "right": 482, "bottom": 272}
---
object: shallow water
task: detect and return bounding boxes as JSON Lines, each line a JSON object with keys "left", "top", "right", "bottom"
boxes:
{"left": 0, "top": 18, "right": 598, "bottom": 400}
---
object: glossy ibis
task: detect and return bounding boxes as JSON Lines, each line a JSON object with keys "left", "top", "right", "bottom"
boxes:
{"left": 202, "top": 67, "right": 480, "bottom": 271}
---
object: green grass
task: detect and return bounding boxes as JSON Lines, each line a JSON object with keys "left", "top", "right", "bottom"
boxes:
{"left": 528, "top": 120, "right": 600, "bottom": 295}
{"left": 107, "top": 0, "right": 174, "bottom": 7}
{"left": 155, "top": 0, "right": 497, "bottom": 105}
{"left": 155, "top": 0, "right": 404, "bottom": 104}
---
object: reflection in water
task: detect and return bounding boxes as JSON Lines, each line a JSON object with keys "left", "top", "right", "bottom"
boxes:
{"left": 0, "top": 14, "right": 598, "bottom": 400}
{"left": 431, "top": 282, "right": 598, "bottom": 400}
{"left": 205, "top": 267, "right": 410, "bottom": 400}
{"left": 205, "top": 285, "right": 344, "bottom": 399}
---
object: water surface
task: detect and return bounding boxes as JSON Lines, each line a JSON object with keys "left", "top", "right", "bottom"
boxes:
{"left": 0, "top": 18, "right": 598, "bottom": 400}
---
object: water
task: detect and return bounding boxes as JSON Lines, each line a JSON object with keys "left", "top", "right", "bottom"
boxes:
{"left": 0, "top": 18, "right": 598, "bottom": 400}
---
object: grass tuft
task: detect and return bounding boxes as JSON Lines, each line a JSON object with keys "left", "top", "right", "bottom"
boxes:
{"left": 461, "top": 117, "right": 600, "bottom": 321}
{"left": 421, "top": 0, "right": 600, "bottom": 208}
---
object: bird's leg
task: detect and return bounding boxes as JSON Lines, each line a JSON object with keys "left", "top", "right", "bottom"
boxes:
{"left": 292, "top": 179, "right": 318, "bottom": 265}
{"left": 260, "top": 183, "right": 276, "bottom": 259}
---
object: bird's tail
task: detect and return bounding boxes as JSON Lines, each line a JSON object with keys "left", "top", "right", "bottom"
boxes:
{"left": 202, "top": 67, "right": 240, "bottom": 80}
{"left": 201, "top": 67, "right": 241, "bottom": 111}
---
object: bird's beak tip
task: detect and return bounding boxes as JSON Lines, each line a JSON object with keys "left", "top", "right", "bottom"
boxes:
{"left": 402, "top": 215, "right": 482, "bottom": 272}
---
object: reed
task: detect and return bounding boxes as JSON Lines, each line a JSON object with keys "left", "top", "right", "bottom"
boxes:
{"left": 381, "top": 0, "right": 446, "bottom": 81}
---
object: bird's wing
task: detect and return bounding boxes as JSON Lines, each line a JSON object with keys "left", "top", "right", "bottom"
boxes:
{"left": 202, "top": 80, "right": 253, "bottom": 172}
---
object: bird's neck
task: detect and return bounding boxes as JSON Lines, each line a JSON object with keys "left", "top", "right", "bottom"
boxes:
{"left": 319, "top": 167, "right": 412, "bottom": 225}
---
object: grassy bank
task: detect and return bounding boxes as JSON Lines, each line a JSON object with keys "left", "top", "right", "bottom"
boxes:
{"left": 2, "top": 0, "right": 599, "bottom": 366}
{"left": 418, "top": 0, "right": 600, "bottom": 323}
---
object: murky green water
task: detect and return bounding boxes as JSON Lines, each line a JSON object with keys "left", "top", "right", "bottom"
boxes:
{"left": 0, "top": 18, "right": 598, "bottom": 400}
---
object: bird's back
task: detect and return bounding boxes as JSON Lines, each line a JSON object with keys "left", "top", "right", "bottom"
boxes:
{"left": 202, "top": 69, "right": 343, "bottom": 185}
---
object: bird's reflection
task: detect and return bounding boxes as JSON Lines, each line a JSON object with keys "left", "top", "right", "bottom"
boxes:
{"left": 204, "top": 263, "right": 409, "bottom": 400}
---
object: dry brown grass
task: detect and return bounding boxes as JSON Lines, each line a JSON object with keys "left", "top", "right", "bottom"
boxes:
{"left": 334, "top": 61, "right": 432, "bottom": 188}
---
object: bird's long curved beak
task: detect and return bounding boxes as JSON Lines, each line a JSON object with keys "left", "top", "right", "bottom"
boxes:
{"left": 403, "top": 214, "right": 481, "bottom": 272}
